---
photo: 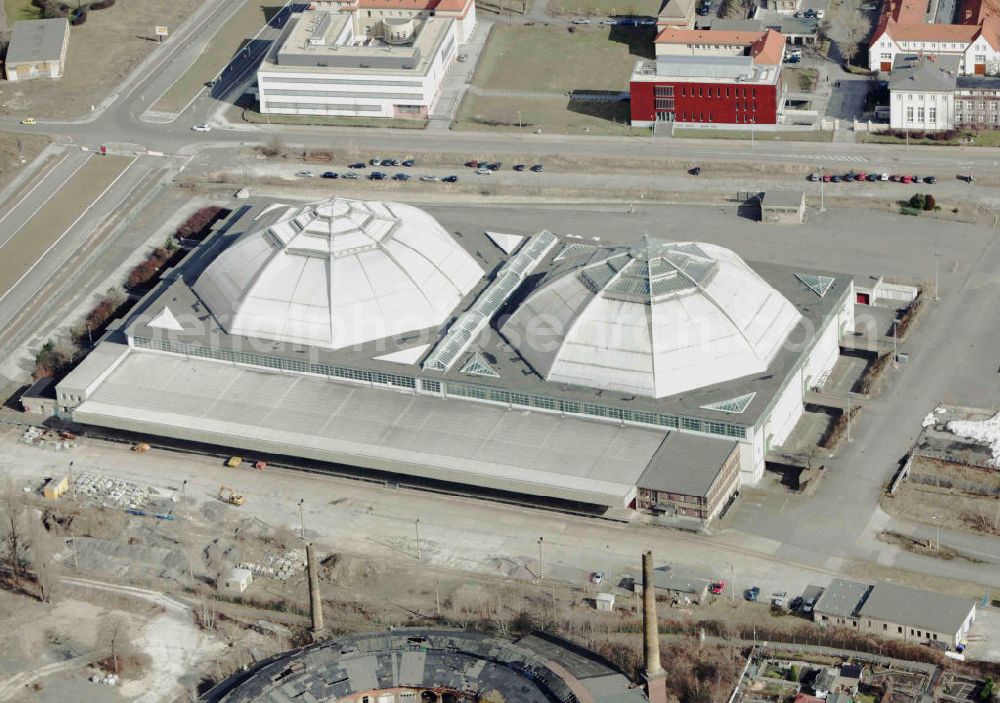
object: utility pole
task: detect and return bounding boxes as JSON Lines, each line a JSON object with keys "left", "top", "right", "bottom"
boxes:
{"left": 181, "top": 479, "right": 189, "bottom": 519}
{"left": 892, "top": 318, "right": 900, "bottom": 368}
{"left": 68, "top": 460, "right": 76, "bottom": 500}
{"left": 435, "top": 579, "right": 441, "bottom": 616}
{"left": 415, "top": 518, "right": 421, "bottom": 560}
{"left": 819, "top": 176, "right": 825, "bottom": 212}
{"left": 298, "top": 499, "right": 305, "bottom": 540}
{"left": 537, "top": 536, "right": 544, "bottom": 579}
{"left": 847, "top": 394, "right": 853, "bottom": 442}
{"left": 933, "top": 251, "right": 940, "bottom": 300}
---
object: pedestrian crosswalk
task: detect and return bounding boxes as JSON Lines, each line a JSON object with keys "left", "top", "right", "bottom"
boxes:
{"left": 790, "top": 154, "right": 869, "bottom": 162}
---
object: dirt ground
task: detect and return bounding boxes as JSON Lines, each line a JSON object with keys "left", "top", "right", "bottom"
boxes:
{"left": 0, "top": 0, "right": 204, "bottom": 118}
{"left": 0, "top": 131, "right": 49, "bottom": 191}
{"left": 882, "top": 481, "right": 1000, "bottom": 538}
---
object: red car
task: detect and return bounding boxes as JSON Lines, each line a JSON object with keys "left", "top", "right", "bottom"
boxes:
{"left": 856, "top": 171, "right": 868, "bottom": 181}
{"left": 709, "top": 580, "right": 726, "bottom": 595}
{"left": 822, "top": 174, "right": 832, "bottom": 182}
{"left": 901, "top": 175, "right": 913, "bottom": 184}
{"left": 466, "top": 160, "right": 480, "bottom": 168}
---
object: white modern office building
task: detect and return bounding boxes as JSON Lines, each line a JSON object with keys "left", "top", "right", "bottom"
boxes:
{"left": 54, "top": 198, "right": 854, "bottom": 515}
{"left": 257, "top": 0, "right": 475, "bottom": 119}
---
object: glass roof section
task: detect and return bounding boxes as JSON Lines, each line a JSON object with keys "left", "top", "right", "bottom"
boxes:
{"left": 795, "top": 273, "right": 836, "bottom": 297}
{"left": 700, "top": 392, "right": 757, "bottom": 414}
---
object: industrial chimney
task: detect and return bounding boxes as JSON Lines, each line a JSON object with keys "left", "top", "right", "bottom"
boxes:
{"left": 642, "top": 550, "right": 667, "bottom": 703}
{"left": 306, "top": 544, "right": 324, "bottom": 637}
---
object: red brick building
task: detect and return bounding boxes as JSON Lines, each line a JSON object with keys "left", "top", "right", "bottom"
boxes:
{"left": 630, "top": 28, "right": 784, "bottom": 126}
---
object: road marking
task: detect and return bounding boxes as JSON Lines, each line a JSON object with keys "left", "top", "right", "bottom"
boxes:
{"left": 0, "top": 156, "right": 138, "bottom": 306}
{"left": 0, "top": 151, "right": 88, "bottom": 247}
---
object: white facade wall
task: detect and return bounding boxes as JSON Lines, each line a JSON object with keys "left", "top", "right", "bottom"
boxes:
{"left": 655, "top": 42, "right": 751, "bottom": 58}
{"left": 258, "top": 21, "right": 457, "bottom": 118}
{"left": 871, "top": 33, "right": 1000, "bottom": 74}
{"left": 890, "top": 89, "right": 955, "bottom": 130}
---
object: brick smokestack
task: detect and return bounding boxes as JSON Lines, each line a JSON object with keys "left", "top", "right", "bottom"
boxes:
{"left": 642, "top": 550, "right": 667, "bottom": 703}
{"left": 306, "top": 544, "right": 324, "bottom": 637}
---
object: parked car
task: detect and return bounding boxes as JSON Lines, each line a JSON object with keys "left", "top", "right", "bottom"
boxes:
{"left": 689, "top": 166, "right": 702, "bottom": 176}
{"left": 771, "top": 591, "right": 787, "bottom": 607}
{"left": 530, "top": 164, "right": 544, "bottom": 172}
{"left": 486, "top": 162, "right": 502, "bottom": 171}
{"left": 466, "top": 159, "right": 480, "bottom": 168}
{"left": 191, "top": 123, "right": 212, "bottom": 132}
{"left": 866, "top": 173, "right": 879, "bottom": 182}
{"left": 591, "top": 571, "right": 605, "bottom": 584}
{"left": 744, "top": 586, "right": 760, "bottom": 601}
{"left": 402, "top": 159, "right": 416, "bottom": 167}
{"left": 295, "top": 170, "right": 313, "bottom": 177}
{"left": 457, "top": 53, "right": 468, "bottom": 62}
{"left": 808, "top": 172, "right": 820, "bottom": 181}
{"left": 572, "top": 17, "right": 591, "bottom": 23}
{"left": 383, "top": 158, "right": 399, "bottom": 167}
{"left": 822, "top": 173, "right": 832, "bottom": 182}
{"left": 709, "top": 580, "right": 726, "bottom": 595}
{"left": 879, "top": 172, "right": 889, "bottom": 181}
{"left": 321, "top": 171, "right": 338, "bottom": 179}
{"left": 443, "top": 175, "right": 459, "bottom": 182}
{"left": 370, "top": 157, "right": 383, "bottom": 166}
{"left": 476, "top": 167, "right": 492, "bottom": 175}
{"left": 856, "top": 171, "right": 868, "bottom": 180}
{"left": 698, "top": 6, "right": 710, "bottom": 14}
{"left": 20, "top": 117, "right": 36, "bottom": 125}
{"left": 804, "top": 8, "right": 816, "bottom": 17}
{"left": 785, "top": 55, "right": 801, "bottom": 63}
{"left": 816, "top": 8, "right": 825, "bottom": 18}
{"left": 924, "top": 175, "right": 937, "bottom": 183}
{"left": 341, "top": 172, "right": 359, "bottom": 179}
{"left": 901, "top": 175, "right": 913, "bottom": 183}
{"left": 802, "top": 596, "right": 817, "bottom": 614}
{"left": 601, "top": 17, "right": 617, "bottom": 24}
{"left": 790, "top": 596, "right": 804, "bottom": 611}
{"left": 348, "top": 162, "right": 366, "bottom": 168}
{"left": 514, "top": 164, "right": 527, "bottom": 171}
{"left": 420, "top": 175, "right": 439, "bottom": 182}
{"left": 369, "top": 171, "right": 387, "bottom": 180}
{"left": 831, "top": 174, "right": 842, "bottom": 182}
{"left": 639, "top": 17, "right": 657, "bottom": 24}
{"left": 392, "top": 172, "right": 411, "bottom": 181}
{"left": 843, "top": 173, "right": 855, "bottom": 182}
{"left": 912, "top": 174, "right": 922, "bottom": 182}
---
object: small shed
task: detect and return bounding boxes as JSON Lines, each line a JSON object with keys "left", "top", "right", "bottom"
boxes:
{"left": 595, "top": 593, "right": 616, "bottom": 611}
{"left": 760, "top": 190, "right": 805, "bottom": 224}
{"left": 42, "top": 476, "right": 69, "bottom": 499}
{"left": 219, "top": 567, "right": 253, "bottom": 597}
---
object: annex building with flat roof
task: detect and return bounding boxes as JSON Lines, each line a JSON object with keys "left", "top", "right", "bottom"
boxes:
{"left": 55, "top": 197, "right": 854, "bottom": 516}
{"left": 4, "top": 18, "right": 70, "bottom": 81}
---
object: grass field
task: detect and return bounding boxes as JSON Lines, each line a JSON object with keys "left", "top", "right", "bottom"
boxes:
{"left": 455, "top": 94, "right": 646, "bottom": 135}
{"left": 0, "top": 132, "right": 49, "bottom": 191}
{"left": 471, "top": 25, "right": 654, "bottom": 93}
{"left": 457, "top": 25, "right": 652, "bottom": 135}
{"left": 547, "top": 0, "right": 662, "bottom": 15}
{"left": 672, "top": 128, "right": 834, "bottom": 142}
{"left": 0, "top": 155, "right": 131, "bottom": 296}
{"left": 0, "top": 0, "right": 204, "bottom": 118}
{"left": 784, "top": 66, "right": 818, "bottom": 92}
{"left": 152, "top": 1, "right": 279, "bottom": 114}
{"left": 4, "top": 0, "right": 39, "bottom": 22}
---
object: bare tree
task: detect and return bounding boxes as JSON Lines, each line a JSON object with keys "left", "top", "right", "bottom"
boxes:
{"left": 0, "top": 479, "right": 31, "bottom": 588}
{"left": 28, "top": 519, "right": 56, "bottom": 603}
{"left": 835, "top": 0, "right": 870, "bottom": 65}
{"left": 97, "top": 616, "right": 134, "bottom": 676}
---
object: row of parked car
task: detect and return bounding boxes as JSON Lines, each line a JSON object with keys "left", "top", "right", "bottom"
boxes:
{"left": 466, "top": 160, "right": 544, "bottom": 175}
{"left": 743, "top": 586, "right": 818, "bottom": 613}
{"left": 808, "top": 171, "right": 937, "bottom": 184}
{"left": 572, "top": 16, "right": 657, "bottom": 25}
{"left": 295, "top": 169, "right": 459, "bottom": 182}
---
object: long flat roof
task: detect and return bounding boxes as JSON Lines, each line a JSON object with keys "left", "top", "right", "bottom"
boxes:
{"left": 859, "top": 583, "right": 976, "bottom": 634}
{"left": 639, "top": 433, "right": 737, "bottom": 497}
{"left": 71, "top": 345, "right": 667, "bottom": 507}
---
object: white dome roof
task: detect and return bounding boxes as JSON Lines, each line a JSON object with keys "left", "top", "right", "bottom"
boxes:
{"left": 500, "top": 240, "right": 802, "bottom": 398}
{"left": 194, "top": 198, "right": 483, "bottom": 349}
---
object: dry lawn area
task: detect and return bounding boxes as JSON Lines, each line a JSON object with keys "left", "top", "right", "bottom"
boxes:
{"left": 0, "top": 0, "right": 204, "bottom": 118}
{"left": 3, "top": 0, "right": 39, "bottom": 24}
{"left": 882, "top": 458, "right": 1000, "bottom": 535}
{"left": 0, "top": 131, "right": 49, "bottom": 190}
{"left": 471, "top": 25, "right": 654, "bottom": 93}
{"left": 0, "top": 155, "right": 131, "bottom": 295}
{"left": 153, "top": 2, "right": 281, "bottom": 114}
{"left": 455, "top": 93, "right": 646, "bottom": 135}
{"left": 548, "top": 0, "right": 663, "bottom": 15}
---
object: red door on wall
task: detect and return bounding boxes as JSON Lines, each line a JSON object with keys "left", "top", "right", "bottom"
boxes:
{"left": 881, "top": 61, "right": 892, "bottom": 71}
{"left": 856, "top": 292, "right": 870, "bottom": 304}
{"left": 975, "top": 63, "right": 987, "bottom": 75}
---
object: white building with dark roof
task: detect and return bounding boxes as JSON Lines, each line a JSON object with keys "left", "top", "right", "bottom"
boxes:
{"left": 55, "top": 197, "right": 854, "bottom": 518}
{"left": 4, "top": 18, "right": 70, "bottom": 81}
{"left": 813, "top": 578, "right": 977, "bottom": 649}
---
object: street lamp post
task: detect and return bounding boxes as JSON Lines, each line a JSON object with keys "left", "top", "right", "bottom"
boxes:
{"left": 847, "top": 393, "right": 853, "bottom": 442}
{"left": 932, "top": 515, "right": 941, "bottom": 551}
{"left": 182, "top": 479, "right": 189, "bottom": 519}
{"left": 537, "top": 537, "right": 544, "bottom": 579}
{"left": 415, "top": 518, "right": 421, "bottom": 560}
{"left": 934, "top": 251, "right": 940, "bottom": 300}
{"left": 69, "top": 460, "right": 76, "bottom": 500}
{"left": 892, "top": 318, "right": 900, "bottom": 368}
{"left": 298, "top": 499, "right": 305, "bottom": 540}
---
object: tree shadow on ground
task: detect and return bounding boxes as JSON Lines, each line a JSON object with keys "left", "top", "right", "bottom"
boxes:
{"left": 566, "top": 97, "right": 633, "bottom": 125}
{"left": 606, "top": 26, "right": 658, "bottom": 58}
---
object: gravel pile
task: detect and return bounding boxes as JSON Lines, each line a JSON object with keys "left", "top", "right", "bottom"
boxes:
{"left": 73, "top": 472, "right": 153, "bottom": 508}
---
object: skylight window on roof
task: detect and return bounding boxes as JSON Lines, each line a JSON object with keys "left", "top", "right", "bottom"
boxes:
{"left": 701, "top": 392, "right": 756, "bottom": 414}
{"left": 460, "top": 352, "right": 499, "bottom": 377}
{"left": 795, "top": 273, "right": 835, "bottom": 297}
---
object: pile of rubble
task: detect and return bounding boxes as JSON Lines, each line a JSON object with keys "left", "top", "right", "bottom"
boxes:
{"left": 239, "top": 549, "right": 307, "bottom": 582}
{"left": 73, "top": 471, "right": 154, "bottom": 509}
{"left": 88, "top": 673, "right": 119, "bottom": 686}
{"left": 20, "top": 426, "right": 78, "bottom": 451}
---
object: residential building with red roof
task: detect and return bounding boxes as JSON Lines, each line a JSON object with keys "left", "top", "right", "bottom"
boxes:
{"left": 868, "top": 0, "right": 1000, "bottom": 74}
